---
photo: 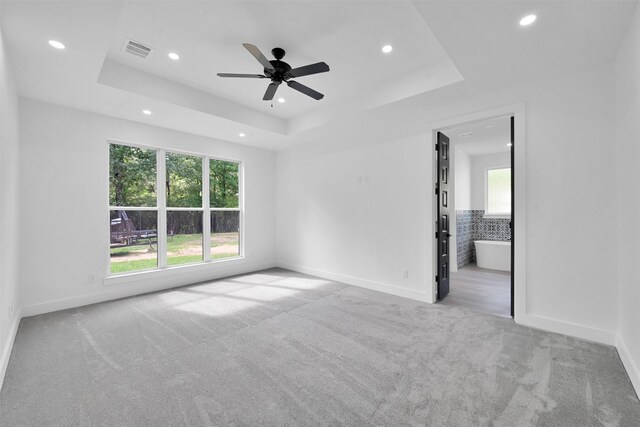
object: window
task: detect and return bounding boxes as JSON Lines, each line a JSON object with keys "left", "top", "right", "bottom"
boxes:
{"left": 485, "top": 167, "right": 511, "bottom": 216}
{"left": 166, "top": 152, "right": 203, "bottom": 266}
{"left": 109, "top": 142, "right": 242, "bottom": 275}
{"left": 210, "top": 160, "right": 240, "bottom": 259}
{"left": 109, "top": 145, "right": 158, "bottom": 273}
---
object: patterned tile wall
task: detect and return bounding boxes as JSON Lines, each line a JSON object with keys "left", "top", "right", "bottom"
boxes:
{"left": 456, "top": 210, "right": 511, "bottom": 268}
{"left": 456, "top": 211, "right": 474, "bottom": 268}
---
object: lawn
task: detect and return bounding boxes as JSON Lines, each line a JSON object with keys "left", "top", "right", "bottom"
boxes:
{"left": 110, "top": 233, "right": 239, "bottom": 273}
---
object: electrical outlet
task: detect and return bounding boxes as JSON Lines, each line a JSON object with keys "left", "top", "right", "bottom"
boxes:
{"left": 88, "top": 274, "right": 96, "bottom": 284}
{"left": 402, "top": 270, "right": 409, "bottom": 279}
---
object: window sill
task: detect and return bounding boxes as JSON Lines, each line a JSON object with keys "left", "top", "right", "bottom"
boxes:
{"left": 104, "top": 256, "right": 245, "bottom": 286}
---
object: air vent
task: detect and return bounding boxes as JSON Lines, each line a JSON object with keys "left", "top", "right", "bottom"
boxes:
{"left": 123, "top": 39, "right": 153, "bottom": 59}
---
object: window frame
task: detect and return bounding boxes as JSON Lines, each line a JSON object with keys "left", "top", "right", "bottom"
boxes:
{"left": 209, "top": 158, "right": 242, "bottom": 261}
{"left": 106, "top": 140, "right": 244, "bottom": 279}
{"left": 484, "top": 166, "right": 511, "bottom": 218}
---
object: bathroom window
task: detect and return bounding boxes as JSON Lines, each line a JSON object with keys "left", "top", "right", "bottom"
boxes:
{"left": 485, "top": 167, "right": 511, "bottom": 217}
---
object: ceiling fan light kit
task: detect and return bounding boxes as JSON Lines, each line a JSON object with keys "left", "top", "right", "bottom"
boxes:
{"left": 217, "top": 43, "right": 330, "bottom": 101}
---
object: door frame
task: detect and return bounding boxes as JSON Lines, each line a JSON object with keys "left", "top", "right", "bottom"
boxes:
{"left": 428, "top": 103, "right": 526, "bottom": 322}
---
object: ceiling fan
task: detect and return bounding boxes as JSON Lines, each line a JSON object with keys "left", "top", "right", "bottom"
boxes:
{"left": 217, "top": 43, "right": 330, "bottom": 101}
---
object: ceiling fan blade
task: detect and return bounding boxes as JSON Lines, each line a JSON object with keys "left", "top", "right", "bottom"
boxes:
{"left": 287, "top": 80, "right": 324, "bottom": 100}
{"left": 286, "top": 62, "right": 330, "bottom": 78}
{"left": 217, "top": 73, "right": 266, "bottom": 78}
{"left": 263, "top": 82, "right": 280, "bottom": 101}
{"left": 243, "top": 43, "right": 275, "bottom": 72}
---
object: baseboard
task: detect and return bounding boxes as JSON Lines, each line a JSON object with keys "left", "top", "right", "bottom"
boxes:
{"left": 0, "top": 307, "right": 21, "bottom": 392}
{"left": 517, "top": 313, "right": 616, "bottom": 346}
{"left": 277, "top": 262, "right": 432, "bottom": 303}
{"left": 616, "top": 334, "right": 640, "bottom": 398}
{"left": 21, "top": 261, "right": 277, "bottom": 318}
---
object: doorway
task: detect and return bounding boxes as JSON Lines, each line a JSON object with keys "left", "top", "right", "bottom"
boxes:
{"left": 435, "top": 116, "right": 514, "bottom": 318}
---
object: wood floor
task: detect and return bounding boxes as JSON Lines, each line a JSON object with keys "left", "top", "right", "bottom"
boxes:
{"left": 440, "top": 263, "right": 511, "bottom": 318}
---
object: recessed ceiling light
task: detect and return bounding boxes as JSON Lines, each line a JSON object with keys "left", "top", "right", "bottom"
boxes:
{"left": 238, "top": 133, "right": 246, "bottom": 137}
{"left": 507, "top": 142, "right": 513, "bottom": 147}
{"left": 142, "top": 110, "right": 152, "bottom": 115}
{"left": 277, "top": 97, "right": 285, "bottom": 103}
{"left": 382, "top": 45, "right": 393, "bottom": 54}
{"left": 168, "top": 52, "right": 180, "bottom": 60}
{"left": 519, "top": 14, "right": 537, "bottom": 26}
{"left": 48, "top": 40, "right": 65, "bottom": 50}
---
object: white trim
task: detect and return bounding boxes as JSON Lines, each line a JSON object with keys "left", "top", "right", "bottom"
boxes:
{"left": 108, "top": 206, "right": 158, "bottom": 211}
{"left": 0, "top": 307, "right": 21, "bottom": 392}
{"left": 616, "top": 335, "right": 640, "bottom": 397}
{"left": 278, "top": 262, "right": 432, "bottom": 303}
{"left": 105, "top": 141, "right": 112, "bottom": 277}
{"left": 238, "top": 161, "right": 245, "bottom": 258}
{"left": 428, "top": 103, "right": 526, "bottom": 322}
{"left": 157, "top": 149, "right": 167, "bottom": 268}
{"left": 203, "top": 156, "right": 211, "bottom": 261}
{"left": 165, "top": 207, "right": 204, "bottom": 212}
{"left": 104, "top": 255, "right": 245, "bottom": 285}
{"left": 107, "top": 138, "right": 243, "bottom": 164}
{"left": 23, "top": 261, "right": 277, "bottom": 318}
{"left": 483, "top": 214, "right": 510, "bottom": 219}
{"left": 518, "top": 313, "right": 616, "bottom": 345}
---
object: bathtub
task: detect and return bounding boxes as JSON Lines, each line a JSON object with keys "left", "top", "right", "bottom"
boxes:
{"left": 474, "top": 240, "right": 511, "bottom": 272}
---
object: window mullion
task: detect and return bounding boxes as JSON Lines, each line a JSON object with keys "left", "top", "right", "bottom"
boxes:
{"left": 239, "top": 161, "right": 244, "bottom": 257}
{"left": 157, "top": 149, "right": 167, "bottom": 268}
{"left": 203, "top": 157, "right": 211, "bottom": 261}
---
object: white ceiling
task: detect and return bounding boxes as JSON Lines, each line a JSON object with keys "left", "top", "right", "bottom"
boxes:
{"left": 446, "top": 116, "right": 511, "bottom": 157}
{"left": 106, "top": 1, "right": 452, "bottom": 119}
{"left": 1, "top": 0, "right": 637, "bottom": 151}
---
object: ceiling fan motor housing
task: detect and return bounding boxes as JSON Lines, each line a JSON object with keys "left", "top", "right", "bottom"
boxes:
{"left": 265, "top": 48, "right": 291, "bottom": 83}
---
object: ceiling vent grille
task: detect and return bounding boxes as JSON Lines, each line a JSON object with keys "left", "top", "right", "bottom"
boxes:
{"left": 123, "top": 39, "right": 153, "bottom": 59}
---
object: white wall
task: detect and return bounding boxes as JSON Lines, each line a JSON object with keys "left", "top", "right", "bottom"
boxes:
{"left": 276, "top": 63, "right": 617, "bottom": 341}
{"left": 276, "top": 134, "right": 432, "bottom": 301}
{"left": 18, "top": 99, "right": 276, "bottom": 314}
{"left": 454, "top": 147, "right": 470, "bottom": 210}
{"left": 0, "top": 8, "right": 20, "bottom": 387}
{"left": 470, "top": 151, "right": 510, "bottom": 210}
{"left": 615, "top": 1, "right": 640, "bottom": 394}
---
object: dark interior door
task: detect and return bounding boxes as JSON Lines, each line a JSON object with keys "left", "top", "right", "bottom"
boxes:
{"left": 510, "top": 116, "right": 515, "bottom": 317}
{"left": 436, "top": 132, "right": 450, "bottom": 300}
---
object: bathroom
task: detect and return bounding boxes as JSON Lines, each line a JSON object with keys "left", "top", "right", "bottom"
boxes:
{"left": 439, "top": 116, "right": 512, "bottom": 317}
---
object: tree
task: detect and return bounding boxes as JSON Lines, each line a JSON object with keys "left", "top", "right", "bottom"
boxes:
{"left": 166, "top": 152, "right": 202, "bottom": 207}
{"left": 210, "top": 160, "right": 239, "bottom": 208}
{"left": 109, "top": 145, "right": 156, "bottom": 207}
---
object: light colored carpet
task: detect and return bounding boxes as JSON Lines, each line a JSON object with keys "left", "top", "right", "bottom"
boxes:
{"left": 1, "top": 268, "right": 638, "bottom": 426}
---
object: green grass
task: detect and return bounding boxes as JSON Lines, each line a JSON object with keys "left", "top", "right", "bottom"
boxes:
{"left": 110, "top": 242, "right": 155, "bottom": 256}
{"left": 110, "top": 233, "right": 240, "bottom": 274}
{"left": 167, "top": 254, "right": 203, "bottom": 266}
{"left": 167, "top": 234, "right": 202, "bottom": 251}
{"left": 110, "top": 258, "right": 157, "bottom": 273}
